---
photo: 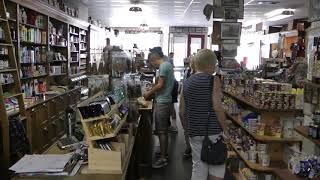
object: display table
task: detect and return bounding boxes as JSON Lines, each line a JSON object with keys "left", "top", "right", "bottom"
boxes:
{"left": 12, "top": 100, "right": 153, "bottom": 180}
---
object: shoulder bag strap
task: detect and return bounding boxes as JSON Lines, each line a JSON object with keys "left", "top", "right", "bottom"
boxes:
{"left": 206, "top": 75, "right": 214, "bottom": 137}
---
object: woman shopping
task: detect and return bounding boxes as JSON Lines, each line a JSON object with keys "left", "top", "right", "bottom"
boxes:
{"left": 182, "top": 49, "right": 229, "bottom": 180}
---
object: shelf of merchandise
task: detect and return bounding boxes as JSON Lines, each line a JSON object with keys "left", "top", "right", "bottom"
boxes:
{"left": 223, "top": 90, "right": 302, "bottom": 113}
{"left": 229, "top": 142, "right": 275, "bottom": 172}
{"left": 0, "top": 68, "right": 16, "bottom": 73}
{"left": 273, "top": 169, "right": 304, "bottom": 180}
{"left": 81, "top": 99, "right": 125, "bottom": 123}
{"left": 49, "top": 60, "right": 68, "bottom": 63}
{"left": 0, "top": 17, "right": 7, "bottom": 21}
{"left": 20, "top": 62, "right": 47, "bottom": 65}
{"left": 225, "top": 111, "right": 301, "bottom": 143}
{"left": 301, "top": 80, "right": 320, "bottom": 88}
{"left": 8, "top": 18, "right": 16, "bottom": 22}
{"left": 294, "top": 126, "right": 320, "bottom": 146}
{"left": 86, "top": 113, "right": 128, "bottom": 141}
{"left": 19, "top": 22, "right": 45, "bottom": 30}
{"left": 50, "top": 44, "right": 67, "bottom": 48}
{"left": 1, "top": 82, "right": 14, "bottom": 86}
{"left": 0, "top": 43, "right": 13, "bottom": 46}
{"left": 0, "top": 2, "right": 27, "bottom": 178}
{"left": 20, "top": 41, "right": 47, "bottom": 46}
{"left": 50, "top": 73, "right": 67, "bottom": 77}
{"left": 69, "top": 32, "right": 78, "bottom": 36}
{"left": 4, "top": 93, "right": 22, "bottom": 99}
{"left": 20, "top": 74, "right": 47, "bottom": 81}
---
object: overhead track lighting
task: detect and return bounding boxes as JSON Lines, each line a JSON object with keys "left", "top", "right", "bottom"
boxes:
{"left": 265, "top": 9, "right": 295, "bottom": 22}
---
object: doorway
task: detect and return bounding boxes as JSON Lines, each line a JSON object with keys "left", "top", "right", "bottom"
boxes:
{"left": 187, "top": 34, "right": 205, "bottom": 57}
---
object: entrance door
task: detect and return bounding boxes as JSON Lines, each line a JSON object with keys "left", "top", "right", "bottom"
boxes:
{"left": 187, "top": 34, "right": 205, "bottom": 57}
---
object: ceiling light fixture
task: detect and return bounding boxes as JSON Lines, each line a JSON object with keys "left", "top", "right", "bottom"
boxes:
{"left": 265, "top": 8, "right": 295, "bottom": 21}
{"left": 129, "top": 6, "right": 142, "bottom": 12}
{"left": 257, "top": 1, "right": 279, "bottom": 5}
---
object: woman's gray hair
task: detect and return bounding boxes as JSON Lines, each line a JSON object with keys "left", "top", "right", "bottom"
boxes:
{"left": 193, "top": 49, "right": 217, "bottom": 72}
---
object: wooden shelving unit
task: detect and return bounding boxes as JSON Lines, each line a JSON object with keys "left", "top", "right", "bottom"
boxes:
{"left": 229, "top": 142, "right": 276, "bottom": 172}
{"left": 225, "top": 111, "right": 301, "bottom": 142}
{"left": 294, "top": 126, "right": 320, "bottom": 146}
{"left": 0, "top": 1, "right": 26, "bottom": 178}
{"left": 224, "top": 87, "right": 303, "bottom": 180}
{"left": 223, "top": 90, "right": 302, "bottom": 113}
{"left": 79, "top": 98, "right": 131, "bottom": 173}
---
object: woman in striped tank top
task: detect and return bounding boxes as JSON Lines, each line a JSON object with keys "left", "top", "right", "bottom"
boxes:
{"left": 181, "top": 49, "right": 229, "bottom": 180}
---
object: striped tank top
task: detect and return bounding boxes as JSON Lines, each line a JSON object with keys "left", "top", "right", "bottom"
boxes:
{"left": 183, "top": 73, "right": 222, "bottom": 137}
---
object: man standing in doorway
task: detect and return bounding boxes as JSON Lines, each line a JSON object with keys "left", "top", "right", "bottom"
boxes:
{"left": 144, "top": 47, "right": 174, "bottom": 168}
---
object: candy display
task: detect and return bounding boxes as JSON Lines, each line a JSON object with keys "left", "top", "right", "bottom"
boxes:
{"left": 223, "top": 77, "right": 304, "bottom": 110}
{"left": 87, "top": 116, "right": 117, "bottom": 137}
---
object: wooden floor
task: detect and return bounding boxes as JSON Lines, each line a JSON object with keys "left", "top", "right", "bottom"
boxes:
{"left": 147, "top": 105, "right": 236, "bottom": 180}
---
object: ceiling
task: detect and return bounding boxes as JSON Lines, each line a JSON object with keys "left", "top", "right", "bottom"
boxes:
{"left": 82, "top": 0, "right": 307, "bottom": 27}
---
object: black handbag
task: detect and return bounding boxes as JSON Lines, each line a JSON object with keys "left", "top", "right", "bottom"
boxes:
{"left": 200, "top": 75, "right": 227, "bottom": 165}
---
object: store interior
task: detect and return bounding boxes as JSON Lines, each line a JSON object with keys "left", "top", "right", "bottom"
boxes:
{"left": 1, "top": 0, "right": 320, "bottom": 180}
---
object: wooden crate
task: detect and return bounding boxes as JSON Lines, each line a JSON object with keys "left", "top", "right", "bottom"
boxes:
{"left": 118, "top": 134, "right": 129, "bottom": 153}
{"left": 88, "top": 142, "right": 125, "bottom": 174}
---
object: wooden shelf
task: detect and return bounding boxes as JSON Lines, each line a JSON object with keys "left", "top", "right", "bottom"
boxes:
{"left": 20, "top": 62, "right": 47, "bottom": 65}
{"left": 1, "top": 82, "right": 14, "bottom": 86}
{"left": 301, "top": 80, "right": 320, "bottom": 88}
{"left": 4, "top": 93, "right": 22, "bottom": 99}
{"left": 69, "top": 32, "right": 79, "bottom": 36}
{"left": 229, "top": 142, "right": 277, "bottom": 172}
{"left": 87, "top": 113, "right": 128, "bottom": 141}
{"left": 225, "top": 111, "right": 301, "bottom": 143}
{"left": 294, "top": 126, "right": 320, "bottom": 146}
{"left": 80, "top": 33, "right": 86, "bottom": 36}
{"left": 71, "top": 51, "right": 79, "bottom": 53}
{"left": 0, "top": 68, "right": 16, "bottom": 73}
{"left": 8, "top": 18, "right": 16, "bottom": 22}
{"left": 50, "top": 44, "right": 67, "bottom": 48}
{"left": 21, "top": 74, "right": 47, "bottom": 80}
{"left": 50, "top": 73, "right": 67, "bottom": 76}
{"left": 273, "top": 169, "right": 304, "bottom": 180}
{"left": 0, "top": 43, "right": 13, "bottom": 46}
{"left": 223, "top": 90, "right": 302, "bottom": 113}
{"left": 80, "top": 49, "right": 87, "bottom": 51}
{"left": 81, "top": 99, "right": 125, "bottom": 123}
{"left": 69, "top": 71, "right": 86, "bottom": 78}
{"left": 71, "top": 42, "right": 79, "bottom": 44}
{"left": 20, "top": 41, "right": 47, "bottom": 46}
{"left": 70, "top": 61, "right": 79, "bottom": 63}
{"left": 49, "top": 60, "right": 68, "bottom": 63}
{"left": 7, "top": 109, "right": 20, "bottom": 117}
{"left": 19, "top": 22, "right": 45, "bottom": 30}
{"left": 0, "top": 17, "right": 7, "bottom": 21}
